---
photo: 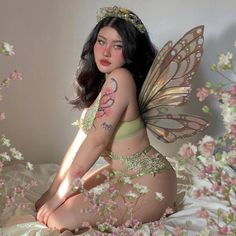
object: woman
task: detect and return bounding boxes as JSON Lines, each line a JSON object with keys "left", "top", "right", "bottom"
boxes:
{"left": 36, "top": 6, "right": 177, "bottom": 231}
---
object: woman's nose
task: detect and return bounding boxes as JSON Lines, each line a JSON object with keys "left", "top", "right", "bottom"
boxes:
{"left": 103, "top": 45, "right": 111, "bottom": 57}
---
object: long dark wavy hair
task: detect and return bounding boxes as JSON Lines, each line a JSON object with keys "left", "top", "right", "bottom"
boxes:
{"left": 70, "top": 14, "right": 157, "bottom": 109}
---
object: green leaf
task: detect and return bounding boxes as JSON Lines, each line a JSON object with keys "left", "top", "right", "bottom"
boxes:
{"left": 210, "top": 64, "right": 217, "bottom": 71}
{"left": 205, "top": 82, "right": 212, "bottom": 88}
{"left": 202, "top": 105, "right": 210, "bottom": 114}
{"left": 215, "top": 152, "right": 222, "bottom": 161}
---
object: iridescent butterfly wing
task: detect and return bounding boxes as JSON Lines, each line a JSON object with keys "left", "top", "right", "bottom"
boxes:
{"left": 139, "top": 25, "right": 209, "bottom": 142}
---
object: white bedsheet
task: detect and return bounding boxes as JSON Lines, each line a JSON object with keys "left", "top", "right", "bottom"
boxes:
{"left": 0, "top": 162, "right": 234, "bottom": 236}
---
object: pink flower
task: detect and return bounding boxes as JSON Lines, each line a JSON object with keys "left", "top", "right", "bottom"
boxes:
{"left": 193, "top": 189, "right": 202, "bottom": 197}
{"left": 7, "top": 70, "right": 23, "bottom": 81}
{"left": 197, "top": 208, "right": 209, "bottom": 218}
{"left": 0, "top": 178, "right": 5, "bottom": 187}
{"left": 198, "top": 169, "right": 207, "bottom": 179}
{"left": 230, "top": 85, "right": 236, "bottom": 95}
{"left": 232, "top": 204, "right": 236, "bottom": 212}
{"left": 30, "top": 180, "right": 38, "bottom": 186}
{"left": 196, "top": 87, "right": 209, "bottom": 102}
{"left": 199, "top": 135, "right": 216, "bottom": 157}
{"left": 229, "top": 97, "right": 236, "bottom": 106}
{"left": 6, "top": 196, "right": 16, "bottom": 206}
{"left": 0, "top": 112, "right": 6, "bottom": 120}
{"left": 194, "top": 187, "right": 209, "bottom": 197}
{"left": 164, "top": 207, "right": 174, "bottom": 215}
{"left": 219, "top": 226, "right": 232, "bottom": 234}
{"left": 223, "top": 150, "right": 236, "bottom": 166}
{"left": 212, "top": 182, "right": 221, "bottom": 192}
{"left": 204, "top": 164, "right": 215, "bottom": 174}
{"left": 178, "top": 143, "right": 197, "bottom": 159}
{"left": 219, "top": 186, "right": 227, "bottom": 195}
{"left": 221, "top": 171, "right": 229, "bottom": 179}
{"left": 231, "top": 123, "right": 236, "bottom": 136}
{"left": 14, "top": 186, "right": 24, "bottom": 194}
{"left": 230, "top": 176, "right": 236, "bottom": 185}
{"left": 174, "top": 226, "right": 184, "bottom": 236}
{"left": 101, "top": 170, "right": 109, "bottom": 177}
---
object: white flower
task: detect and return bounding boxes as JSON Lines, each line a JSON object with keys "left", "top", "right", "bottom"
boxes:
{"left": 2, "top": 42, "right": 15, "bottom": 56}
{"left": 0, "top": 135, "right": 11, "bottom": 147}
{"left": 26, "top": 162, "right": 34, "bottom": 171}
{"left": 217, "top": 52, "right": 233, "bottom": 71}
{"left": 90, "top": 183, "right": 110, "bottom": 196}
{"left": 220, "top": 101, "right": 236, "bottom": 131}
{"left": 121, "top": 176, "right": 132, "bottom": 184}
{"left": 126, "top": 191, "right": 138, "bottom": 200}
{"left": 10, "top": 148, "right": 24, "bottom": 160}
{"left": 155, "top": 192, "right": 164, "bottom": 201}
{"left": 133, "top": 183, "right": 149, "bottom": 194}
{"left": 0, "top": 152, "right": 11, "bottom": 161}
{"left": 71, "top": 120, "right": 80, "bottom": 126}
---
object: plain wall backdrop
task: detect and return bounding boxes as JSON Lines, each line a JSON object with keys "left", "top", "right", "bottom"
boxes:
{"left": 1, "top": 0, "right": 236, "bottom": 164}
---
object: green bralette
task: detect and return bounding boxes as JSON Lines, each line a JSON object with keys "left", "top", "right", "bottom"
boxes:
{"left": 79, "top": 93, "right": 144, "bottom": 140}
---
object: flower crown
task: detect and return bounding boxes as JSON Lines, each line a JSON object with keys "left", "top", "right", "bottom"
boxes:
{"left": 96, "top": 6, "right": 146, "bottom": 34}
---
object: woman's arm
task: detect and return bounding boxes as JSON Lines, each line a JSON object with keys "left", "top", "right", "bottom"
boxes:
{"left": 37, "top": 68, "right": 135, "bottom": 224}
{"left": 35, "top": 121, "right": 87, "bottom": 211}
{"left": 47, "top": 126, "right": 87, "bottom": 193}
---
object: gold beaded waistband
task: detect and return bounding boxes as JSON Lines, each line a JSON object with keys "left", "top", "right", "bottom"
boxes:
{"left": 104, "top": 146, "right": 170, "bottom": 178}
{"left": 107, "top": 145, "right": 152, "bottom": 160}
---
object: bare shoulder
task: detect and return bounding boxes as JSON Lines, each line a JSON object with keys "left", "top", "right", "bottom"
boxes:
{"left": 106, "top": 68, "right": 136, "bottom": 93}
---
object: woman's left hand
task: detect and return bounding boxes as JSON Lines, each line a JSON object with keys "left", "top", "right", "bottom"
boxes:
{"left": 36, "top": 194, "right": 64, "bottom": 226}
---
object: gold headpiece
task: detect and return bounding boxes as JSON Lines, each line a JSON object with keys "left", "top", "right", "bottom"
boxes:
{"left": 96, "top": 6, "right": 146, "bottom": 33}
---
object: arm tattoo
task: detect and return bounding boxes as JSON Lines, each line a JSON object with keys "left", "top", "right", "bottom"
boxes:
{"left": 101, "top": 122, "right": 113, "bottom": 132}
{"left": 96, "top": 78, "right": 118, "bottom": 118}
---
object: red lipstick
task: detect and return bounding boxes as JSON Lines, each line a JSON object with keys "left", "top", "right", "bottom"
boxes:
{"left": 100, "top": 59, "right": 111, "bottom": 66}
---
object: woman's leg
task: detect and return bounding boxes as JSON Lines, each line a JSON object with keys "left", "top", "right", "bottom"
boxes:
{"left": 35, "top": 161, "right": 110, "bottom": 210}
{"left": 67, "top": 163, "right": 111, "bottom": 198}
{"left": 47, "top": 169, "right": 177, "bottom": 232}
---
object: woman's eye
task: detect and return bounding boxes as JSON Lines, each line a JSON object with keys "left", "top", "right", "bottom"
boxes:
{"left": 97, "top": 39, "right": 105, "bottom": 45}
{"left": 113, "top": 44, "right": 123, "bottom": 49}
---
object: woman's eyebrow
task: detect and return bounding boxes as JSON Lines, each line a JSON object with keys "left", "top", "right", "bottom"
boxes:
{"left": 97, "top": 34, "right": 123, "bottom": 43}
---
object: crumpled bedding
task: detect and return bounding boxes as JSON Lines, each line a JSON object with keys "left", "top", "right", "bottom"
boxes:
{"left": 0, "top": 161, "right": 234, "bottom": 236}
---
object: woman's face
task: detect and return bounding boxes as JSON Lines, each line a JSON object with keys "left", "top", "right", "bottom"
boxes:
{"left": 94, "top": 26, "right": 125, "bottom": 75}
